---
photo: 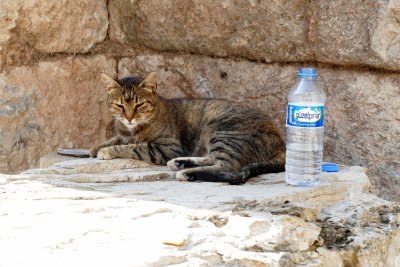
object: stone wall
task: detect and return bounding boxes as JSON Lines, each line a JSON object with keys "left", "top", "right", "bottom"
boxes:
{"left": 0, "top": 0, "right": 399, "bottom": 200}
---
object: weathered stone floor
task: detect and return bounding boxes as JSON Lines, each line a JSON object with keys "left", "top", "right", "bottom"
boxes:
{"left": 0, "top": 154, "right": 399, "bottom": 267}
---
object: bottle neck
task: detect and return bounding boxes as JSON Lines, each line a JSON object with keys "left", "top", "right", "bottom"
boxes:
{"left": 298, "top": 76, "right": 317, "bottom": 81}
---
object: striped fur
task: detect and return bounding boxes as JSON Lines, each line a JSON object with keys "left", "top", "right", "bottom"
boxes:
{"left": 91, "top": 72, "right": 285, "bottom": 184}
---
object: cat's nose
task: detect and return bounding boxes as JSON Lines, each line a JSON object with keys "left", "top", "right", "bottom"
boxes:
{"left": 126, "top": 115, "right": 134, "bottom": 122}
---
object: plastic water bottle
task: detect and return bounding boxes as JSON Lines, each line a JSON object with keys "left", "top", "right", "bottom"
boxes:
{"left": 285, "top": 68, "right": 326, "bottom": 186}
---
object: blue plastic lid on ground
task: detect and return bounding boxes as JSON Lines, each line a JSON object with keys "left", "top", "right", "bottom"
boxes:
{"left": 322, "top": 163, "right": 339, "bottom": 172}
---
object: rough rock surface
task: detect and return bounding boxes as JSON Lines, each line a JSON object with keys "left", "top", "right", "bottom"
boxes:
{"left": 1, "top": 156, "right": 399, "bottom": 266}
{"left": 118, "top": 53, "right": 400, "bottom": 199}
{"left": 311, "top": 0, "right": 400, "bottom": 70}
{"left": 109, "top": 0, "right": 313, "bottom": 63}
{"left": 0, "top": 0, "right": 108, "bottom": 67}
{"left": 0, "top": 0, "right": 399, "bottom": 202}
{"left": 0, "top": 55, "right": 115, "bottom": 173}
{"left": 110, "top": 0, "right": 400, "bottom": 70}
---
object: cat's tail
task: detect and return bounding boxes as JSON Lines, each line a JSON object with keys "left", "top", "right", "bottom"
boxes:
{"left": 232, "top": 161, "right": 285, "bottom": 185}
{"left": 186, "top": 161, "right": 285, "bottom": 185}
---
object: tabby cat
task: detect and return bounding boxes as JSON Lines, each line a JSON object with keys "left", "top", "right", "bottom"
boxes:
{"left": 90, "top": 72, "right": 285, "bottom": 184}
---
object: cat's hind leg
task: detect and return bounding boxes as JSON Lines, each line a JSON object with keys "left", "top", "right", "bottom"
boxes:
{"left": 176, "top": 165, "right": 233, "bottom": 182}
{"left": 176, "top": 159, "right": 285, "bottom": 184}
{"left": 167, "top": 157, "right": 215, "bottom": 171}
{"left": 174, "top": 157, "right": 235, "bottom": 181}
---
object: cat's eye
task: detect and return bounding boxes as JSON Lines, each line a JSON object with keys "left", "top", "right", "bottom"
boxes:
{"left": 136, "top": 102, "right": 151, "bottom": 109}
{"left": 114, "top": 103, "right": 124, "bottom": 110}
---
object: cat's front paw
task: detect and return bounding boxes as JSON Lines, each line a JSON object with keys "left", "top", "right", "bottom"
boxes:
{"left": 90, "top": 146, "right": 101, "bottom": 157}
{"left": 97, "top": 147, "right": 118, "bottom": 160}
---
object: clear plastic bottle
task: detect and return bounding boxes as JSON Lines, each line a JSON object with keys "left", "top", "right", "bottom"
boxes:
{"left": 285, "top": 68, "right": 326, "bottom": 186}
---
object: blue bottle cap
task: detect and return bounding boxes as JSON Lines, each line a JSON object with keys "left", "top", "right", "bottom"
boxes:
{"left": 322, "top": 163, "right": 339, "bottom": 172}
{"left": 298, "top": 68, "right": 318, "bottom": 77}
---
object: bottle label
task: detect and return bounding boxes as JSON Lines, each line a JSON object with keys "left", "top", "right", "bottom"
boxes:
{"left": 287, "top": 104, "right": 324, "bottom": 128}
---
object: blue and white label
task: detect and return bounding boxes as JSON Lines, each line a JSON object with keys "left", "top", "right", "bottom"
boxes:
{"left": 287, "top": 104, "right": 324, "bottom": 128}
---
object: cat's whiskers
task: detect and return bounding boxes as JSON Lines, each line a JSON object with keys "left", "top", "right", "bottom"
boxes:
{"left": 140, "top": 120, "right": 158, "bottom": 130}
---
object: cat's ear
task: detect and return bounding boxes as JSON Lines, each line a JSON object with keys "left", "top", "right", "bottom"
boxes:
{"left": 100, "top": 73, "right": 122, "bottom": 95}
{"left": 141, "top": 72, "right": 158, "bottom": 94}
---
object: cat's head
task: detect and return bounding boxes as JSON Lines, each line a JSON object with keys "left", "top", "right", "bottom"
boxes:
{"left": 100, "top": 72, "right": 159, "bottom": 130}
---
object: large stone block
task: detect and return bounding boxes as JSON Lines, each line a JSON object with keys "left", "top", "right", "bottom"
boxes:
{"left": 1, "top": 158, "right": 399, "bottom": 266}
{"left": 109, "top": 0, "right": 313, "bottom": 62}
{"left": 0, "top": 55, "right": 116, "bottom": 173}
{"left": 320, "top": 69, "right": 400, "bottom": 198}
{"left": 109, "top": 0, "right": 400, "bottom": 71}
{"left": 312, "top": 0, "right": 400, "bottom": 70}
{"left": 0, "top": 0, "right": 108, "bottom": 66}
{"left": 118, "top": 53, "right": 400, "bottom": 197}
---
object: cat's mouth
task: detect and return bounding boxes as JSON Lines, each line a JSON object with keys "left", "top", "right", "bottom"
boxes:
{"left": 121, "top": 118, "right": 137, "bottom": 129}
{"left": 125, "top": 123, "right": 136, "bottom": 129}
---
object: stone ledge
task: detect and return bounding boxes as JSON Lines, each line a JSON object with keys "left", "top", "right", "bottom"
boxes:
{"left": 0, "top": 155, "right": 399, "bottom": 266}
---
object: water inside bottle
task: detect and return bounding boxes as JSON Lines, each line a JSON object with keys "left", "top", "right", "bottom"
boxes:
{"left": 285, "top": 68, "right": 326, "bottom": 187}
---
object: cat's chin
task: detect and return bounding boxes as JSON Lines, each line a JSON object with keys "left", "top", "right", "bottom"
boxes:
{"left": 120, "top": 120, "right": 137, "bottom": 130}
{"left": 124, "top": 123, "right": 137, "bottom": 130}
